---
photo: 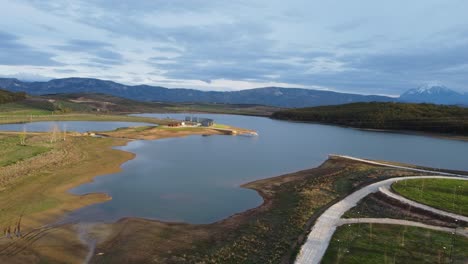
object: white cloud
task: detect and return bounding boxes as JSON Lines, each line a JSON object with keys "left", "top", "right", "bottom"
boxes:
{"left": 0, "top": 0, "right": 468, "bottom": 94}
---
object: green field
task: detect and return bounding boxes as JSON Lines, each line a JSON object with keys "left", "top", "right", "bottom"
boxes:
{"left": 47, "top": 93, "right": 281, "bottom": 116}
{"left": 0, "top": 134, "right": 51, "bottom": 167}
{"left": 323, "top": 224, "right": 468, "bottom": 264}
{"left": 0, "top": 102, "right": 52, "bottom": 115}
{"left": 392, "top": 178, "right": 468, "bottom": 216}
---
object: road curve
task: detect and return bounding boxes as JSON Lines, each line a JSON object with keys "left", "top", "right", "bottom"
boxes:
{"left": 339, "top": 218, "right": 468, "bottom": 238}
{"left": 294, "top": 174, "right": 467, "bottom": 264}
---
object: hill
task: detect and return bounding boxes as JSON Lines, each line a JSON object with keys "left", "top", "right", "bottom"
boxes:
{"left": 271, "top": 102, "right": 468, "bottom": 135}
{"left": 0, "top": 88, "right": 26, "bottom": 104}
{"left": 0, "top": 77, "right": 394, "bottom": 108}
{"left": 0, "top": 90, "right": 280, "bottom": 117}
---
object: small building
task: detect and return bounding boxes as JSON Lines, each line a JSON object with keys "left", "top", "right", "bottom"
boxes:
{"left": 185, "top": 116, "right": 201, "bottom": 122}
{"left": 184, "top": 116, "right": 214, "bottom": 127}
{"left": 200, "top": 118, "right": 214, "bottom": 127}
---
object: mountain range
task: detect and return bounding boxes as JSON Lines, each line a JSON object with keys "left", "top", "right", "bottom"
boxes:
{"left": 0, "top": 77, "right": 466, "bottom": 108}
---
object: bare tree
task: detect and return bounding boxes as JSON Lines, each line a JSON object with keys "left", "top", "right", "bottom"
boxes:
{"left": 15, "top": 215, "right": 22, "bottom": 238}
{"left": 49, "top": 124, "right": 61, "bottom": 143}
{"left": 63, "top": 124, "right": 67, "bottom": 141}
{"left": 19, "top": 125, "right": 27, "bottom": 145}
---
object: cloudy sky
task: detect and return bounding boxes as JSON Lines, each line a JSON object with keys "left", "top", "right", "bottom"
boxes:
{"left": 1, "top": 0, "right": 467, "bottom": 95}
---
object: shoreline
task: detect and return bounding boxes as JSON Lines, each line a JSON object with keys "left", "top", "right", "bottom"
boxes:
{"left": 0, "top": 123, "right": 255, "bottom": 263}
{"left": 86, "top": 155, "right": 436, "bottom": 263}
{"left": 271, "top": 118, "right": 468, "bottom": 142}
{"left": 1, "top": 117, "right": 466, "bottom": 263}
{"left": 0, "top": 136, "right": 135, "bottom": 226}
{"left": 13, "top": 126, "right": 465, "bottom": 232}
{"left": 2, "top": 142, "right": 459, "bottom": 263}
{"left": 0, "top": 124, "right": 255, "bottom": 230}
{"left": 358, "top": 127, "right": 468, "bottom": 142}
{"left": 0, "top": 134, "right": 139, "bottom": 263}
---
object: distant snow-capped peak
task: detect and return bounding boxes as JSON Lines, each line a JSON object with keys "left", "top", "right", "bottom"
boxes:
{"left": 404, "top": 83, "right": 457, "bottom": 96}
{"left": 399, "top": 83, "right": 465, "bottom": 104}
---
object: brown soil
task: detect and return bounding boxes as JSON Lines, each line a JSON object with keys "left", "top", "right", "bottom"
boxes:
{"left": 98, "top": 126, "right": 225, "bottom": 140}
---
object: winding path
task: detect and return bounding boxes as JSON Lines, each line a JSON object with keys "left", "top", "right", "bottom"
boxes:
{"left": 338, "top": 218, "right": 468, "bottom": 238}
{"left": 294, "top": 155, "right": 468, "bottom": 264}
{"left": 379, "top": 185, "right": 468, "bottom": 223}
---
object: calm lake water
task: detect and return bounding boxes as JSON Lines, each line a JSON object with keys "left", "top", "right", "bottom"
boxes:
{"left": 0, "top": 121, "right": 154, "bottom": 133}
{"left": 64, "top": 113, "right": 468, "bottom": 224}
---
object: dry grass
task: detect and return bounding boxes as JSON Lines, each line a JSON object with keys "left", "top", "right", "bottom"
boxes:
{"left": 98, "top": 125, "right": 224, "bottom": 140}
{"left": 0, "top": 134, "right": 133, "bottom": 263}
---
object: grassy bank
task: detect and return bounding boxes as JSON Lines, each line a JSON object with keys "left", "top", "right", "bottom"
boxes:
{"left": 0, "top": 113, "right": 169, "bottom": 125}
{"left": 0, "top": 102, "right": 53, "bottom": 116}
{"left": 0, "top": 134, "right": 132, "bottom": 225}
{"left": 323, "top": 223, "right": 468, "bottom": 263}
{"left": 0, "top": 134, "right": 50, "bottom": 167}
{"left": 392, "top": 179, "right": 468, "bottom": 216}
{"left": 90, "top": 158, "right": 422, "bottom": 264}
{"left": 0, "top": 134, "right": 134, "bottom": 263}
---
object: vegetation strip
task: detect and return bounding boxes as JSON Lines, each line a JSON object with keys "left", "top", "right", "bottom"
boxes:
{"left": 392, "top": 178, "right": 468, "bottom": 217}
{"left": 322, "top": 224, "right": 468, "bottom": 264}
{"left": 295, "top": 170, "right": 466, "bottom": 264}
{"left": 272, "top": 102, "right": 468, "bottom": 136}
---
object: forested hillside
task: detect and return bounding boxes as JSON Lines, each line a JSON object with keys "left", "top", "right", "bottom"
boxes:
{"left": 272, "top": 102, "right": 468, "bottom": 135}
{"left": 0, "top": 89, "right": 26, "bottom": 104}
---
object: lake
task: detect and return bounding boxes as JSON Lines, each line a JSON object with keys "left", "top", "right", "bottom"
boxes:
{"left": 0, "top": 121, "right": 154, "bottom": 133}
{"left": 65, "top": 113, "right": 468, "bottom": 224}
